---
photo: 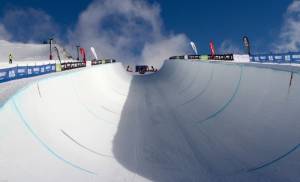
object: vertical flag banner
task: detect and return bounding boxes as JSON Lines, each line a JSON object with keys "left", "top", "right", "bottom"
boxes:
{"left": 80, "top": 48, "right": 87, "bottom": 64}
{"left": 90, "top": 47, "right": 98, "bottom": 60}
{"left": 209, "top": 41, "right": 216, "bottom": 56}
{"left": 243, "top": 36, "right": 251, "bottom": 55}
{"left": 190, "top": 42, "right": 198, "bottom": 55}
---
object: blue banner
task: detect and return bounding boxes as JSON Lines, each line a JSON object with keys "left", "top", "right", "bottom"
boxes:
{"left": 0, "top": 68, "right": 16, "bottom": 82}
{"left": 0, "top": 69, "right": 8, "bottom": 82}
{"left": 250, "top": 52, "right": 300, "bottom": 64}
{"left": 0, "top": 64, "right": 56, "bottom": 83}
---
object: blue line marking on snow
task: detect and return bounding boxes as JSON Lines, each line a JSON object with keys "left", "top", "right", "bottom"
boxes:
{"left": 0, "top": 66, "right": 92, "bottom": 111}
{"left": 196, "top": 65, "right": 244, "bottom": 124}
{"left": 12, "top": 99, "right": 97, "bottom": 175}
{"left": 248, "top": 144, "right": 300, "bottom": 172}
{"left": 179, "top": 68, "right": 214, "bottom": 107}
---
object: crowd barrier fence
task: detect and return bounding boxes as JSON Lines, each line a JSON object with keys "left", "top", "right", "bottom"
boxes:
{"left": 0, "top": 64, "right": 56, "bottom": 83}
{"left": 250, "top": 52, "right": 300, "bottom": 64}
{"left": 0, "top": 61, "right": 87, "bottom": 84}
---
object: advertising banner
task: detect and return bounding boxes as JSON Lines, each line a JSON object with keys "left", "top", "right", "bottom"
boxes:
{"left": 80, "top": 48, "right": 86, "bottom": 64}
{"left": 0, "top": 64, "right": 56, "bottom": 83}
{"left": 186, "top": 55, "right": 209, "bottom": 61}
{"left": 209, "top": 41, "right": 216, "bottom": 56}
{"left": 91, "top": 60, "right": 102, "bottom": 65}
{"left": 243, "top": 36, "right": 251, "bottom": 55}
{"left": 0, "top": 69, "right": 7, "bottom": 82}
{"left": 170, "top": 54, "right": 233, "bottom": 61}
{"left": 190, "top": 42, "right": 198, "bottom": 55}
{"left": 250, "top": 52, "right": 300, "bottom": 64}
{"left": 56, "top": 64, "right": 62, "bottom": 72}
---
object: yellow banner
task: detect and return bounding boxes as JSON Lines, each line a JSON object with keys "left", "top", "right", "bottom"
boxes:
{"left": 56, "top": 64, "right": 62, "bottom": 72}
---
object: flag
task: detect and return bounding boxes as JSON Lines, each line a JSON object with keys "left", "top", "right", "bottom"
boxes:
{"left": 209, "top": 41, "right": 216, "bottom": 56}
{"left": 243, "top": 36, "right": 251, "bottom": 55}
{"left": 80, "top": 48, "right": 86, "bottom": 63}
{"left": 90, "top": 47, "right": 98, "bottom": 60}
{"left": 190, "top": 42, "right": 198, "bottom": 55}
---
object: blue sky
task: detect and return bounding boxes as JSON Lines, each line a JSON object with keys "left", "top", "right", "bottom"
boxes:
{"left": 0, "top": 0, "right": 299, "bottom": 59}
{"left": 158, "top": 0, "right": 292, "bottom": 53}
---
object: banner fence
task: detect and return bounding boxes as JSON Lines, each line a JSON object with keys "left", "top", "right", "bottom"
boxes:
{"left": 91, "top": 59, "right": 116, "bottom": 65}
{"left": 169, "top": 54, "right": 234, "bottom": 61}
{"left": 0, "top": 64, "right": 56, "bottom": 83}
{"left": 250, "top": 52, "right": 300, "bottom": 64}
{"left": 61, "top": 61, "right": 86, "bottom": 71}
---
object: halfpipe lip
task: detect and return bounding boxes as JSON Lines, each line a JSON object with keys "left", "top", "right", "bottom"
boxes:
{"left": 165, "top": 59, "right": 300, "bottom": 73}
{"left": 236, "top": 62, "right": 300, "bottom": 73}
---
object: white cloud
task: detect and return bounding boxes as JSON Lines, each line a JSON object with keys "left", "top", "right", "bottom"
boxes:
{"left": 219, "top": 40, "right": 242, "bottom": 54}
{"left": 273, "top": 0, "right": 300, "bottom": 52}
{"left": 1, "top": 8, "right": 60, "bottom": 42}
{"left": 0, "top": 24, "right": 11, "bottom": 40}
{"left": 0, "top": 0, "right": 189, "bottom": 64}
{"left": 141, "top": 34, "right": 189, "bottom": 67}
{"left": 67, "top": 0, "right": 190, "bottom": 65}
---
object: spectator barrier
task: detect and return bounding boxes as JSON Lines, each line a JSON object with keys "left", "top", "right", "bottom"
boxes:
{"left": 60, "top": 61, "right": 86, "bottom": 71}
{"left": 0, "top": 61, "right": 87, "bottom": 83}
{"left": 250, "top": 52, "right": 300, "bottom": 64}
{"left": 0, "top": 64, "right": 56, "bottom": 83}
{"left": 169, "top": 54, "right": 234, "bottom": 61}
{"left": 91, "top": 59, "right": 116, "bottom": 66}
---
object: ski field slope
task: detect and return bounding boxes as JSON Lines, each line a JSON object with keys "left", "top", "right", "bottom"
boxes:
{"left": 0, "top": 40, "right": 71, "bottom": 68}
{"left": 0, "top": 40, "right": 49, "bottom": 62}
{"left": 0, "top": 60, "right": 300, "bottom": 182}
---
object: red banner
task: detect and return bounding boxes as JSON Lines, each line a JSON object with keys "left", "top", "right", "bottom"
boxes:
{"left": 80, "top": 48, "right": 86, "bottom": 64}
{"left": 209, "top": 41, "right": 216, "bottom": 56}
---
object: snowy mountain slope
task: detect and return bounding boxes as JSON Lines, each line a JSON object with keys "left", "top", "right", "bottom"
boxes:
{"left": 0, "top": 40, "right": 73, "bottom": 67}
{"left": 0, "top": 40, "right": 49, "bottom": 62}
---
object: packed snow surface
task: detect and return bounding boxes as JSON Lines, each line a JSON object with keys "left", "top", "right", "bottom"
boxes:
{"left": 0, "top": 60, "right": 300, "bottom": 182}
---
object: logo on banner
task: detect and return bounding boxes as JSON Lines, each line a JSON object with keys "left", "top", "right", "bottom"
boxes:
{"left": 274, "top": 55, "right": 282, "bottom": 60}
{"left": 292, "top": 54, "right": 300, "bottom": 59}
{"left": 8, "top": 70, "right": 16, "bottom": 78}
{"left": 268, "top": 56, "right": 273, "bottom": 61}
{"left": 18, "top": 68, "right": 25, "bottom": 73}
{"left": 33, "top": 67, "right": 39, "bottom": 72}
{"left": 45, "top": 65, "right": 51, "bottom": 71}
{"left": 0, "top": 72, "right": 6, "bottom": 77}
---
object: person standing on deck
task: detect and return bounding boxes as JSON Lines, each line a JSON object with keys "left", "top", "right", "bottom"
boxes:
{"left": 8, "top": 53, "right": 13, "bottom": 64}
